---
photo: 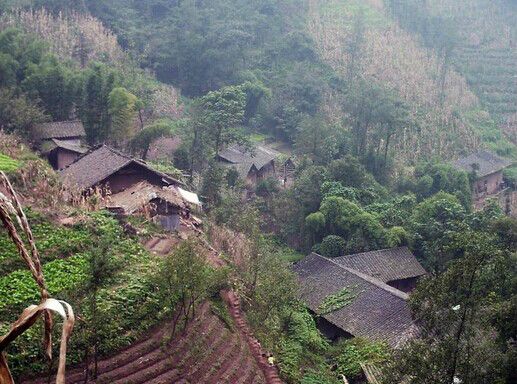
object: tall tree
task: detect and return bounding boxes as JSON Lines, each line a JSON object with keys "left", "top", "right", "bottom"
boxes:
{"left": 108, "top": 86, "right": 137, "bottom": 143}
{"left": 385, "top": 231, "right": 511, "bottom": 384}
{"left": 80, "top": 64, "right": 116, "bottom": 144}
{"left": 129, "top": 120, "right": 174, "bottom": 160}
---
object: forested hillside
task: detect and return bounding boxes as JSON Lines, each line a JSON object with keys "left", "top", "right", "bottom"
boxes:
{"left": 0, "top": 1, "right": 516, "bottom": 384}
{"left": 387, "top": 0, "right": 517, "bottom": 144}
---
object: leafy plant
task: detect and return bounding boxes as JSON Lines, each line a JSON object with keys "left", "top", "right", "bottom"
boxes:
{"left": 317, "top": 287, "right": 357, "bottom": 315}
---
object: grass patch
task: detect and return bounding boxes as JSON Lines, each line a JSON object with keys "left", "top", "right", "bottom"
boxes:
{"left": 210, "top": 296, "right": 234, "bottom": 331}
{"left": 0, "top": 153, "right": 20, "bottom": 172}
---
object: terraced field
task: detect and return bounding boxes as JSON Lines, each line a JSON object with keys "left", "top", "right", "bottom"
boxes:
{"left": 22, "top": 302, "right": 268, "bottom": 384}
{"left": 456, "top": 46, "right": 517, "bottom": 144}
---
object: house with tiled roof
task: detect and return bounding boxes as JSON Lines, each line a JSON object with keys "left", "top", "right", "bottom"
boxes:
{"left": 60, "top": 145, "right": 201, "bottom": 231}
{"left": 60, "top": 144, "right": 182, "bottom": 194}
{"left": 217, "top": 144, "right": 294, "bottom": 187}
{"left": 33, "top": 120, "right": 86, "bottom": 143}
{"left": 33, "top": 121, "right": 88, "bottom": 170}
{"left": 333, "top": 247, "right": 426, "bottom": 292}
{"left": 293, "top": 252, "right": 422, "bottom": 348}
{"left": 453, "top": 150, "right": 514, "bottom": 213}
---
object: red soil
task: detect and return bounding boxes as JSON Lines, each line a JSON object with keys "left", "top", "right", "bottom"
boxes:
{"left": 22, "top": 302, "right": 267, "bottom": 384}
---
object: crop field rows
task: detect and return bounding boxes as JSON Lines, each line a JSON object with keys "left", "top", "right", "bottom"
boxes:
{"left": 456, "top": 47, "right": 517, "bottom": 123}
{"left": 22, "top": 302, "right": 267, "bottom": 384}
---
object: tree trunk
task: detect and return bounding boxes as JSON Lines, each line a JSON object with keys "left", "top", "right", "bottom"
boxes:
{"left": 384, "top": 131, "right": 392, "bottom": 168}
{"left": 83, "top": 347, "right": 89, "bottom": 384}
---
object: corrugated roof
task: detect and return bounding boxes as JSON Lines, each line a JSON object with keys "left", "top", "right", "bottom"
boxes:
{"left": 60, "top": 145, "right": 181, "bottom": 191}
{"left": 293, "top": 253, "right": 418, "bottom": 348}
{"left": 453, "top": 150, "right": 513, "bottom": 177}
{"left": 34, "top": 121, "right": 86, "bottom": 140}
{"left": 333, "top": 247, "right": 426, "bottom": 284}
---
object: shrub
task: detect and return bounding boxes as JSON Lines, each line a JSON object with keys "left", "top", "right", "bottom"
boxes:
{"left": 319, "top": 235, "right": 346, "bottom": 258}
{"left": 331, "top": 338, "right": 389, "bottom": 380}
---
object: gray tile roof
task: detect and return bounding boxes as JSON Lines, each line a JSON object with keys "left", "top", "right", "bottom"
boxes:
{"left": 49, "top": 139, "right": 88, "bottom": 154}
{"left": 34, "top": 121, "right": 86, "bottom": 140}
{"left": 218, "top": 145, "right": 279, "bottom": 177}
{"left": 453, "top": 150, "right": 513, "bottom": 177}
{"left": 333, "top": 247, "right": 426, "bottom": 284}
{"left": 293, "top": 253, "right": 418, "bottom": 348}
{"left": 60, "top": 145, "right": 181, "bottom": 191}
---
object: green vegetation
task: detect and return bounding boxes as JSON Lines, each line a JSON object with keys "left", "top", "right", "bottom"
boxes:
{"left": 0, "top": 210, "right": 90, "bottom": 276}
{"left": 317, "top": 287, "right": 357, "bottom": 315}
{"left": 0, "top": 211, "right": 167, "bottom": 378}
{"left": 0, "top": 153, "right": 20, "bottom": 172}
{"left": 0, "top": 1, "right": 515, "bottom": 383}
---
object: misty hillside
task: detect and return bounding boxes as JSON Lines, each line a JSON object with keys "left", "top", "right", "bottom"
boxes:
{"left": 0, "top": 1, "right": 516, "bottom": 384}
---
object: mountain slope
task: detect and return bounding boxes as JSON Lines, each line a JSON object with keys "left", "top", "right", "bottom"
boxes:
{"left": 386, "top": 0, "right": 517, "bottom": 150}
{"left": 306, "top": 0, "right": 497, "bottom": 162}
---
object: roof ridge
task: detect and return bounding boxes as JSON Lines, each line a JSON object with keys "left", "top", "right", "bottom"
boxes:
{"left": 312, "top": 253, "right": 409, "bottom": 300}
{"left": 58, "top": 144, "right": 129, "bottom": 172}
{"left": 337, "top": 246, "right": 409, "bottom": 259}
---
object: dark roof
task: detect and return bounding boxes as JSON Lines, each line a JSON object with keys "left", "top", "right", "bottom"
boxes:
{"left": 293, "top": 253, "right": 418, "bottom": 348}
{"left": 60, "top": 145, "right": 181, "bottom": 191}
{"left": 453, "top": 150, "right": 513, "bottom": 177}
{"left": 43, "top": 139, "right": 88, "bottom": 155}
{"left": 333, "top": 247, "right": 426, "bottom": 284}
{"left": 218, "top": 145, "right": 279, "bottom": 177}
{"left": 34, "top": 121, "right": 86, "bottom": 141}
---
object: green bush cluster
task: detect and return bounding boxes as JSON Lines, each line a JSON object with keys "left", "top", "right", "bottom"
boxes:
{"left": 317, "top": 287, "right": 358, "bottom": 315}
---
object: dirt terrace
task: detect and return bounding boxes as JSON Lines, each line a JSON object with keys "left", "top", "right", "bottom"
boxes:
{"left": 22, "top": 302, "right": 267, "bottom": 384}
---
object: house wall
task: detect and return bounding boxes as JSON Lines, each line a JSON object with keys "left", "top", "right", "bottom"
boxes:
{"left": 56, "top": 150, "right": 80, "bottom": 170}
{"left": 474, "top": 171, "right": 504, "bottom": 197}
{"left": 387, "top": 276, "right": 420, "bottom": 293}
{"left": 103, "top": 164, "right": 167, "bottom": 194}
{"left": 257, "top": 160, "right": 276, "bottom": 180}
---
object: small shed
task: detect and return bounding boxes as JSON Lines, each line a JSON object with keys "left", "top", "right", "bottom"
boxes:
{"left": 41, "top": 139, "right": 88, "bottom": 170}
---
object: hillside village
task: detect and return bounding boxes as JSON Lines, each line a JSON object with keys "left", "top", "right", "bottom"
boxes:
{"left": 1, "top": 1, "right": 517, "bottom": 384}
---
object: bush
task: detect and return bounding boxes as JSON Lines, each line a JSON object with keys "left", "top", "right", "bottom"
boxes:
{"left": 330, "top": 338, "right": 389, "bottom": 380}
{"left": 305, "top": 212, "right": 326, "bottom": 235}
{"left": 386, "top": 226, "right": 409, "bottom": 247}
{"left": 319, "top": 235, "right": 346, "bottom": 258}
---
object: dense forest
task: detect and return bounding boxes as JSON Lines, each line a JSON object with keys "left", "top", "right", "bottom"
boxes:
{"left": 0, "top": 1, "right": 516, "bottom": 384}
